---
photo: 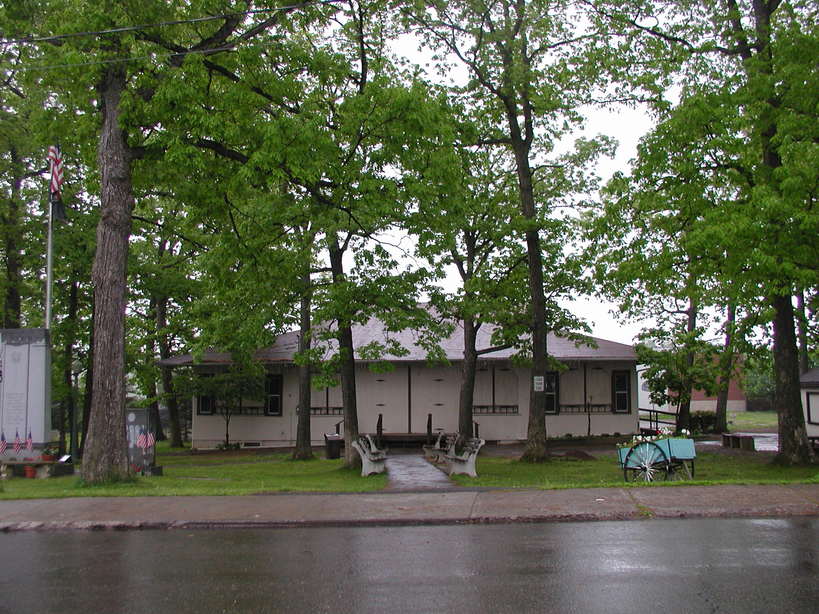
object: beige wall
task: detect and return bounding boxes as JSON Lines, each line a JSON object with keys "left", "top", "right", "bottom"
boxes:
{"left": 690, "top": 399, "right": 747, "bottom": 413}
{"left": 191, "top": 360, "right": 639, "bottom": 448}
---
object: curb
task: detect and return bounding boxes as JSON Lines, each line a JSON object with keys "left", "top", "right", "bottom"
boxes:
{"left": 3, "top": 508, "right": 819, "bottom": 533}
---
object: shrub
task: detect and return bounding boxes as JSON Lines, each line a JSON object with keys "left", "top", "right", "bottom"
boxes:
{"left": 690, "top": 411, "right": 718, "bottom": 434}
{"left": 216, "top": 442, "right": 241, "bottom": 451}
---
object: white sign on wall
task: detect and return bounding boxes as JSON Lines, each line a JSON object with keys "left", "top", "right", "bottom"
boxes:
{"left": 533, "top": 375, "right": 544, "bottom": 392}
{"left": 0, "top": 329, "right": 51, "bottom": 456}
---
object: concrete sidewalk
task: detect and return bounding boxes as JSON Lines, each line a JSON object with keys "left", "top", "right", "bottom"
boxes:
{"left": 2, "top": 484, "right": 818, "bottom": 532}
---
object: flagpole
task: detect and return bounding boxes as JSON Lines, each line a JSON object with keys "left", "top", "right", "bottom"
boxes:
{"left": 45, "top": 193, "right": 54, "bottom": 330}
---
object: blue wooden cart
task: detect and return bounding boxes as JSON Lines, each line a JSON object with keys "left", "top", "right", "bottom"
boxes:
{"left": 618, "top": 438, "right": 696, "bottom": 482}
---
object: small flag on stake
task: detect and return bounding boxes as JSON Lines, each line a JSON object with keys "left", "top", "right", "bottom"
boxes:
{"left": 136, "top": 429, "right": 147, "bottom": 450}
{"left": 0, "top": 432, "right": 7, "bottom": 455}
{"left": 146, "top": 431, "right": 156, "bottom": 449}
{"left": 26, "top": 431, "right": 33, "bottom": 452}
{"left": 13, "top": 431, "right": 22, "bottom": 455}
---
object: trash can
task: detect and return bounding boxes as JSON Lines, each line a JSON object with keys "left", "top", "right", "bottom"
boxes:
{"left": 324, "top": 433, "right": 343, "bottom": 459}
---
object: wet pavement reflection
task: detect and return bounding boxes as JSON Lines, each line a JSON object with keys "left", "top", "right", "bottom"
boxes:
{"left": 1, "top": 518, "right": 817, "bottom": 613}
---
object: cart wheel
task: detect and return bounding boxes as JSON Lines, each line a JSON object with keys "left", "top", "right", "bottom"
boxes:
{"left": 624, "top": 442, "right": 669, "bottom": 482}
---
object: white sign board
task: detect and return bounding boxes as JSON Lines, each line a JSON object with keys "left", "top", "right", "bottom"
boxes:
{"left": 0, "top": 329, "right": 51, "bottom": 457}
{"left": 533, "top": 375, "right": 545, "bottom": 392}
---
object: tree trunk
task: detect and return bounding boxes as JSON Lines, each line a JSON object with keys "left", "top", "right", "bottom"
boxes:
{"left": 2, "top": 146, "right": 23, "bottom": 328}
{"left": 155, "top": 293, "right": 183, "bottom": 447}
{"left": 293, "top": 267, "right": 313, "bottom": 460}
{"left": 82, "top": 67, "right": 134, "bottom": 483}
{"left": 458, "top": 318, "right": 478, "bottom": 437}
{"left": 223, "top": 406, "right": 232, "bottom": 448}
{"left": 145, "top": 297, "right": 166, "bottom": 442}
{"left": 508, "top": 134, "right": 549, "bottom": 462}
{"left": 771, "top": 293, "right": 815, "bottom": 465}
{"left": 796, "top": 292, "right": 810, "bottom": 374}
{"left": 714, "top": 303, "right": 735, "bottom": 433}
{"left": 146, "top": 379, "right": 165, "bottom": 441}
{"left": 676, "top": 297, "right": 697, "bottom": 432}
{"left": 329, "top": 238, "right": 360, "bottom": 467}
{"left": 79, "top": 298, "right": 95, "bottom": 457}
{"left": 59, "top": 279, "right": 80, "bottom": 455}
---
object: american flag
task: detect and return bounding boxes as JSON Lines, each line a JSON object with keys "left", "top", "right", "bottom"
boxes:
{"left": 13, "top": 431, "right": 22, "bottom": 455}
{"left": 136, "top": 429, "right": 147, "bottom": 449}
{"left": 146, "top": 431, "right": 156, "bottom": 449}
{"left": 47, "top": 145, "right": 63, "bottom": 198}
{"left": 26, "top": 431, "right": 33, "bottom": 451}
{"left": 0, "top": 432, "right": 6, "bottom": 455}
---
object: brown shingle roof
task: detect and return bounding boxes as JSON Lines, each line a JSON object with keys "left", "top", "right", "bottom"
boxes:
{"left": 801, "top": 367, "right": 819, "bottom": 387}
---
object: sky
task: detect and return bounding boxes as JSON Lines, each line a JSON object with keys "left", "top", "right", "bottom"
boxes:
{"left": 563, "top": 105, "right": 656, "bottom": 345}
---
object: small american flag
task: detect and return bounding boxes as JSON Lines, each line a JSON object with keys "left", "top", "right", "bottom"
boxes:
{"left": 13, "top": 431, "right": 22, "bottom": 455}
{"left": 47, "top": 145, "right": 64, "bottom": 198}
{"left": 146, "top": 431, "right": 156, "bottom": 449}
{"left": 26, "top": 431, "right": 33, "bottom": 452}
{"left": 0, "top": 432, "right": 7, "bottom": 455}
{"left": 136, "top": 430, "right": 147, "bottom": 449}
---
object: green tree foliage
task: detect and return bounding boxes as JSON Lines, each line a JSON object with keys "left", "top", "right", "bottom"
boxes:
{"left": 404, "top": 0, "right": 617, "bottom": 460}
{"left": 143, "top": 1, "right": 453, "bottom": 465}
{"left": 636, "top": 327, "right": 720, "bottom": 413}
{"left": 590, "top": 0, "right": 817, "bottom": 463}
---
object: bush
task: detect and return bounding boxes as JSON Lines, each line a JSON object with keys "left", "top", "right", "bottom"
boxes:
{"left": 690, "top": 411, "right": 718, "bottom": 434}
{"left": 747, "top": 398, "right": 774, "bottom": 412}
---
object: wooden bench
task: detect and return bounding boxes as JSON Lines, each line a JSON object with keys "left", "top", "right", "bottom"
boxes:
{"left": 444, "top": 437, "right": 485, "bottom": 478}
{"left": 423, "top": 433, "right": 457, "bottom": 464}
{"left": 721, "top": 433, "right": 755, "bottom": 451}
{"left": 351, "top": 435, "right": 387, "bottom": 476}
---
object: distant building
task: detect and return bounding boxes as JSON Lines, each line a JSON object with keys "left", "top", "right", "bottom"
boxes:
{"left": 637, "top": 365, "right": 747, "bottom": 414}
{"left": 690, "top": 377, "right": 747, "bottom": 412}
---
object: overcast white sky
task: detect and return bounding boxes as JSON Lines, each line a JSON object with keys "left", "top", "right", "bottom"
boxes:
{"left": 563, "top": 105, "right": 656, "bottom": 345}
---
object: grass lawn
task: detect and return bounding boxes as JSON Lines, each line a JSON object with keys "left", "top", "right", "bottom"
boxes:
{"left": 0, "top": 449, "right": 387, "bottom": 500}
{"left": 449, "top": 451, "right": 819, "bottom": 489}
{"left": 728, "top": 410, "right": 778, "bottom": 432}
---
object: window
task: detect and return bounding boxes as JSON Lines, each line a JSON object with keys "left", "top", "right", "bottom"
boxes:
{"left": 545, "top": 372, "right": 559, "bottom": 414}
{"left": 612, "top": 371, "right": 631, "bottom": 413}
{"left": 196, "top": 374, "right": 215, "bottom": 415}
{"left": 265, "top": 373, "right": 283, "bottom": 416}
{"left": 808, "top": 392, "right": 819, "bottom": 425}
{"left": 310, "top": 406, "right": 344, "bottom": 416}
{"left": 473, "top": 405, "right": 519, "bottom": 415}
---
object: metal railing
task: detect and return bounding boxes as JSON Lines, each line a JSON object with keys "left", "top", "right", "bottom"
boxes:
{"left": 639, "top": 408, "right": 677, "bottom": 433}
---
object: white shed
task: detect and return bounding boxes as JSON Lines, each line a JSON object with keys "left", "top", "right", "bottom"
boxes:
{"left": 800, "top": 367, "right": 819, "bottom": 442}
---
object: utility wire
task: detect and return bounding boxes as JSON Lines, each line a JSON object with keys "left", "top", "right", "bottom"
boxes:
{"left": 0, "top": 0, "right": 341, "bottom": 45}
{"left": 12, "top": 45, "right": 238, "bottom": 72}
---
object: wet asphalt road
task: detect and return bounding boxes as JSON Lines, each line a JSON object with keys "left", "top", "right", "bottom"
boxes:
{"left": 1, "top": 518, "right": 817, "bottom": 614}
